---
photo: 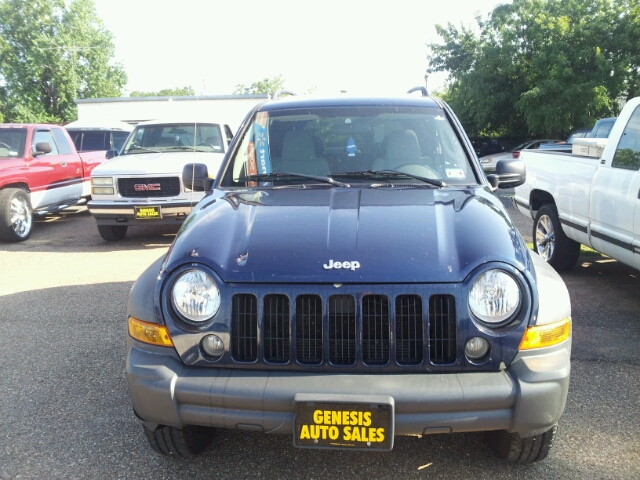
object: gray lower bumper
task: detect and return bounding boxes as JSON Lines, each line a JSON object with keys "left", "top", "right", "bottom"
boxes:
{"left": 88, "top": 201, "right": 193, "bottom": 225}
{"left": 126, "top": 339, "right": 570, "bottom": 437}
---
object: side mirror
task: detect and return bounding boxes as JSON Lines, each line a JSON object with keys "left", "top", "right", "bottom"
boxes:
{"left": 105, "top": 149, "right": 119, "bottom": 159}
{"left": 183, "top": 163, "right": 214, "bottom": 192}
{"left": 487, "top": 158, "right": 525, "bottom": 189}
{"left": 33, "top": 142, "right": 52, "bottom": 156}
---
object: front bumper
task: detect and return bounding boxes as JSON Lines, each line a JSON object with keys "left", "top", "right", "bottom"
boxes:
{"left": 126, "top": 337, "right": 570, "bottom": 438}
{"left": 88, "top": 200, "right": 194, "bottom": 225}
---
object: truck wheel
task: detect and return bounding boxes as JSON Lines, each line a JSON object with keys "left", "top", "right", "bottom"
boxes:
{"left": 143, "top": 425, "right": 213, "bottom": 457}
{"left": 0, "top": 188, "right": 33, "bottom": 242}
{"left": 533, "top": 204, "right": 580, "bottom": 271}
{"left": 97, "top": 225, "right": 128, "bottom": 241}
{"left": 491, "top": 425, "right": 557, "bottom": 463}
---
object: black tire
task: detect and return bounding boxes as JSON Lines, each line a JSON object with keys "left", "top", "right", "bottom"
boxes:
{"left": 491, "top": 425, "right": 557, "bottom": 463}
{"left": 97, "top": 224, "right": 128, "bottom": 241}
{"left": 143, "top": 424, "right": 214, "bottom": 457}
{"left": 533, "top": 204, "right": 581, "bottom": 272}
{"left": 0, "top": 188, "right": 33, "bottom": 242}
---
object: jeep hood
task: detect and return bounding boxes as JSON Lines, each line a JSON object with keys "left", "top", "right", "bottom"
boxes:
{"left": 92, "top": 151, "right": 225, "bottom": 176}
{"left": 167, "top": 187, "right": 530, "bottom": 283}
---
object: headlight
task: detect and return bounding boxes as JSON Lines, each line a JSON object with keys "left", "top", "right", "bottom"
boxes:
{"left": 171, "top": 269, "right": 221, "bottom": 323}
{"left": 469, "top": 269, "right": 521, "bottom": 325}
{"left": 91, "top": 177, "right": 113, "bottom": 186}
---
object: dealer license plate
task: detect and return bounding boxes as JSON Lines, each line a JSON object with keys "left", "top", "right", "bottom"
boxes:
{"left": 294, "top": 400, "right": 394, "bottom": 450}
{"left": 135, "top": 206, "right": 160, "bottom": 219}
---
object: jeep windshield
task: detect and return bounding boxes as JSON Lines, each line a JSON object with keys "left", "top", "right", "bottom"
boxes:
{"left": 121, "top": 123, "right": 224, "bottom": 155}
{"left": 224, "top": 106, "right": 476, "bottom": 187}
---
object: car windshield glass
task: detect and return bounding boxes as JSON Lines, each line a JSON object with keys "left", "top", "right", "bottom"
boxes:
{"left": 0, "top": 128, "right": 28, "bottom": 158}
{"left": 225, "top": 106, "right": 476, "bottom": 187}
{"left": 122, "top": 123, "right": 223, "bottom": 155}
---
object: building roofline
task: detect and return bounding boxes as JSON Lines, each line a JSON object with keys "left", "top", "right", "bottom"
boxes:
{"left": 74, "top": 94, "right": 269, "bottom": 105}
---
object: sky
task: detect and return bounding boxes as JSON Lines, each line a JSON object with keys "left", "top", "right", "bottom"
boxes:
{"left": 92, "top": 0, "right": 511, "bottom": 97}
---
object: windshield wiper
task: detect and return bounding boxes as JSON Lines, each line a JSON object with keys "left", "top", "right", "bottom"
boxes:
{"left": 164, "top": 145, "right": 202, "bottom": 151}
{"left": 124, "top": 146, "right": 161, "bottom": 154}
{"left": 239, "top": 172, "right": 350, "bottom": 187}
{"left": 330, "top": 170, "right": 446, "bottom": 187}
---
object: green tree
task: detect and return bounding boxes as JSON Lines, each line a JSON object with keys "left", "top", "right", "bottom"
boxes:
{"left": 0, "top": 0, "right": 127, "bottom": 123}
{"left": 130, "top": 86, "right": 195, "bottom": 97}
{"left": 428, "top": 0, "right": 640, "bottom": 138}
{"left": 233, "top": 75, "right": 285, "bottom": 96}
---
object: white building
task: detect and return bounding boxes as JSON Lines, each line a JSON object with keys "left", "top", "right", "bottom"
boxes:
{"left": 74, "top": 94, "right": 268, "bottom": 131}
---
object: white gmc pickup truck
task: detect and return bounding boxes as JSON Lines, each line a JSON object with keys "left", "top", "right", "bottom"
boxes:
{"left": 514, "top": 96, "right": 640, "bottom": 272}
{"left": 88, "top": 120, "right": 233, "bottom": 241}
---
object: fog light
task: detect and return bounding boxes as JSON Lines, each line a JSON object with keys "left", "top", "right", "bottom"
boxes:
{"left": 465, "top": 337, "right": 489, "bottom": 360}
{"left": 92, "top": 187, "right": 114, "bottom": 195}
{"left": 201, "top": 334, "right": 224, "bottom": 357}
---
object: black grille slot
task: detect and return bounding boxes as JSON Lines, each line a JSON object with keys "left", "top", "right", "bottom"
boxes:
{"left": 231, "top": 294, "right": 257, "bottom": 362}
{"left": 117, "top": 177, "right": 181, "bottom": 197}
{"left": 395, "top": 295, "right": 424, "bottom": 365}
{"left": 296, "top": 295, "right": 323, "bottom": 364}
{"left": 429, "top": 295, "right": 457, "bottom": 364}
{"left": 263, "top": 295, "right": 290, "bottom": 363}
{"left": 329, "top": 295, "right": 356, "bottom": 365}
{"left": 362, "top": 295, "right": 389, "bottom": 365}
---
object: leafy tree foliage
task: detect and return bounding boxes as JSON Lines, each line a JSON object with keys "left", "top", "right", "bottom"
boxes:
{"left": 0, "top": 0, "right": 127, "bottom": 123}
{"left": 233, "top": 75, "right": 285, "bottom": 96}
{"left": 130, "top": 86, "right": 195, "bottom": 97}
{"left": 428, "top": 0, "right": 640, "bottom": 138}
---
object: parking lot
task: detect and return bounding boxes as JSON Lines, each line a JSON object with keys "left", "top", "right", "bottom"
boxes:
{"left": 0, "top": 194, "right": 639, "bottom": 479}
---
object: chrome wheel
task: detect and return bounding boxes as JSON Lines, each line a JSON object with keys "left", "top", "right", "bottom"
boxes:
{"left": 535, "top": 214, "right": 555, "bottom": 261}
{"left": 10, "top": 194, "right": 32, "bottom": 238}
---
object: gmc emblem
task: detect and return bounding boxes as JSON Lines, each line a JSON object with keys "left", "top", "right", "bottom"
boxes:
{"left": 134, "top": 183, "right": 161, "bottom": 191}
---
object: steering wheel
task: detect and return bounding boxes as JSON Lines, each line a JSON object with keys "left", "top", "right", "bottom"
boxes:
{"left": 394, "top": 163, "right": 441, "bottom": 179}
{"left": 0, "top": 142, "right": 11, "bottom": 149}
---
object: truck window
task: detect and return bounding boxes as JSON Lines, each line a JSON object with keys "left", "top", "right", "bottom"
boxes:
{"left": 32, "top": 130, "right": 59, "bottom": 155}
{"left": 51, "top": 128, "right": 73, "bottom": 154}
{"left": 112, "top": 131, "right": 130, "bottom": 151}
{"left": 612, "top": 106, "right": 640, "bottom": 171}
{"left": 81, "top": 132, "right": 108, "bottom": 151}
{"left": 0, "top": 128, "right": 27, "bottom": 158}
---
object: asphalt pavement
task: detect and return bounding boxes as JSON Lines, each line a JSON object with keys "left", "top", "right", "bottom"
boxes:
{"left": 0, "top": 195, "right": 638, "bottom": 479}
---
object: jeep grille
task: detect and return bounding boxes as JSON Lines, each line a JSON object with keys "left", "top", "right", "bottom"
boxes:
{"left": 230, "top": 293, "right": 457, "bottom": 366}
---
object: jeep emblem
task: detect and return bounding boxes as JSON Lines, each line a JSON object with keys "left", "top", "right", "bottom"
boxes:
{"left": 323, "top": 259, "right": 360, "bottom": 271}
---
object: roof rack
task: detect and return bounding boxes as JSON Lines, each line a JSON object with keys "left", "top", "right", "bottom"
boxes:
{"left": 271, "top": 89, "right": 297, "bottom": 100}
{"left": 407, "top": 86, "right": 429, "bottom": 96}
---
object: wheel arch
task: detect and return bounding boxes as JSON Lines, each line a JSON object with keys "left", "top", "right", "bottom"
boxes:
{"left": 0, "top": 182, "right": 30, "bottom": 194}
{"left": 529, "top": 189, "right": 555, "bottom": 213}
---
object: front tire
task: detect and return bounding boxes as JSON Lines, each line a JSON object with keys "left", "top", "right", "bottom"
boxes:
{"left": 143, "top": 425, "right": 214, "bottom": 457}
{"left": 0, "top": 188, "right": 33, "bottom": 242}
{"left": 97, "top": 225, "right": 128, "bottom": 241}
{"left": 533, "top": 204, "right": 580, "bottom": 272}
{"left": 491, "top": 425, "right": 557, "bottom": 463}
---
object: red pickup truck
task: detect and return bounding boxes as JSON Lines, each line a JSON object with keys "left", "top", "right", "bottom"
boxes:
{"left": 0, "top": 124, "right": 110, "bottom": 242}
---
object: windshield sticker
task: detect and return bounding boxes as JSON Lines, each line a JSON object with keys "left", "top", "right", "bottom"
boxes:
{"left": 346, "top": 136, "right": 357, "bottom": 157}
{"left": 254, "top": 112, "right": 271, "bottom": 175}
{"left": 246, "top": 125, "right": 258, "bottom": 186}
{"left": 445, "top": 168, "right": 465, "bottom": 178}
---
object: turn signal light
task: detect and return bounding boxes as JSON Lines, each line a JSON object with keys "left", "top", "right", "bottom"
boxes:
{"left": 519, "top": 318, "right": 570, "bottom": 350}
{"left": 128, "top": 317, "right": 174, "bottom": 347}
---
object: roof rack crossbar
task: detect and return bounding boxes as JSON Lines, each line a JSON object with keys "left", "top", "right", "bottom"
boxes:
{"left": 272, "top": 89, "right": 297, "bottom": 100}
{"left": 407, "top": 86, "right": 429, "bottom": 96}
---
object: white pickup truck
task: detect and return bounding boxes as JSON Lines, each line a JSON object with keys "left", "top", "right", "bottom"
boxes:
{"left": 88, "top": 120, "right": 233, "bottom": 241}
{"left": 514, "top": 97, "right": 640, "bottom": 271}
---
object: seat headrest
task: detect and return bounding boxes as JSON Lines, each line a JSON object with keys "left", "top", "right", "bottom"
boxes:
{"left": 385, "top": 129, "right": 421, "bottom": 163}
{"left": 281, "top": 130, "right": 315, "bottom": 161}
